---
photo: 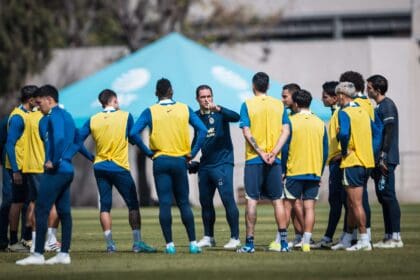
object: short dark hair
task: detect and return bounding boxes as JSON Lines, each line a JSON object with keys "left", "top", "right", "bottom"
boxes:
{"left": 196, "top": 85, "right": 213, "bottom": 98}
{"left": 292, "top": 89, "right": 312, "bottom": 108}
{"left": 20, "top": 85, "right": 38, "bottom": 103}
{"left": 367, "top": 75, "right": 388, "bottom": 95}
{"left": 282, "top": 83, "right": 301, "bottom": 95}
{"left": 252, "top": 72, "right": 269, "bottom": 93}
{"left": 98, "top": 89, "right": 117, "bottom": 107}
{"left": 339, "top": 71, "right": 365, "bottom": 93}
{"left": 322, "top": 81, "right": 339, "bottom": 97}
{"left": 156, "top": 78, "right": 172, "bottom": 98}
{"left": 33, "top": 85, "right": 59, "bottom": 102}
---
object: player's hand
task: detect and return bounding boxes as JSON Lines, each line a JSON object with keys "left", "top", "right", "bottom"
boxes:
{"left": 267, "top": 152, "right": 276, "bottom": 165}
{"left": 187, "top": 161, "right": 200, "bottom": 174}
{"left": 378, "top": 152, "right": 389, "bottom": 175}
{"left": 185, "top": 153, "right": 192, "bottom": 163}
{"left": 45, "top": 160, "right": 54, "bottom": 170}
{"left": 13, "top": 171, "right": 23, "bottom": 185}
{"left": 207, "top": 102, "right": 221, "bottom": 112}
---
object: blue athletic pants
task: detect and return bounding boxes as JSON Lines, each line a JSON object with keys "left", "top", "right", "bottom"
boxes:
{"left": 198, "top": 164, "right": 239, "bottom": 239}
{"left": 153, "top": 156, "right": 196, "bottom": 243}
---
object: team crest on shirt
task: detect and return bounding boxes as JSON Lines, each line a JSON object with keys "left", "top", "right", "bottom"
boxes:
{"left": 207, "top": 127, "right": 215, "bottom": 138}
{"left": 208, "top": 117, "right": 214, "bottom": 124}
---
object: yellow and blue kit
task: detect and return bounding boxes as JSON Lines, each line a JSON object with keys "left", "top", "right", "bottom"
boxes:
{"left": 283, "top": 111, "right": 328, "bottom": 180}
{"left": 34, "top": 106, "right": 79, "bottom": 254}
{"left": 5, "top": 106, "right": 29, "bottom": 172}
{"left": 78, "top": 108, "right": 145, "bottom": 212}
{"left": 282, "top": 111, "right": 328, "bottom": 200}
{"left": 239, "top": 95, "right": 289, "bottom": 164}
{"left": 130, "top": 99, "right": 207, "bottom": 243}
{"left": 239, "top": 95, "right": 289, "bottom": 200}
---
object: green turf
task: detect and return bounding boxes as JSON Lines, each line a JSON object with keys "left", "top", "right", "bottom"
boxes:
{"left": 0, "top": 203, "right": 419, "bottom": 279}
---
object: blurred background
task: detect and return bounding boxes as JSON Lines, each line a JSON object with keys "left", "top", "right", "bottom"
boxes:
{"left": 1, "top": 0, "right": 419, "bottom": 207}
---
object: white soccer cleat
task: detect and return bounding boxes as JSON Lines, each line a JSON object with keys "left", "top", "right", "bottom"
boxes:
{"left": 288, "top": 237, "right": 302, "bottom": 248}
{"left": 374, "top": 239, "right": 404, "bottom": 249}
{"left": 197, "top": 236, "right": 215, "bottom": 248}
{"left": 313, "top": 239, "right": 332, "bottom": 249}
{"left": 346, "top": 241, "right": 372, "bottom": 251}
{"left": 16, "top": 253, "right": 45, "bottom": 265}
{"left": 331, "top": 241, "right": 351, "bottom": 251}
{"left": 223, "top": 238, "right": 241, "bottom": 249}
{"left": 9, "top": 242, "right": 29, "bottom": 252}
{"left": 45, "top": 253, "right": 71, "bottom": 265}
{"left": 45, "top": 241, "right": 61, "bottom": 252}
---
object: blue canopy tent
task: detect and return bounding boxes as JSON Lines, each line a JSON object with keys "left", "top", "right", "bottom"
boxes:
{"left": 59, "top": 32, "right": 330, "bottom": 126}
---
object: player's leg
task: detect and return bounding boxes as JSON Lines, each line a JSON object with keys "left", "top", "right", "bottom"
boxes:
{"left": 216, "top": 164, "right": 240, "bottom": 249}
{"left": 113, "top": 170, "right": 156, "bottom": 253}
{"left": 171, "top": 157, "right": 201, "bottom": 254}
{"left": 197, "top": 168, "right": 217, "bottom": 248}
{"left": 93, "top": 170, "right": 115, "bottom": 252}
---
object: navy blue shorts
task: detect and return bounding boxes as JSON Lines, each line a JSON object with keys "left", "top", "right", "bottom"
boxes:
{"left": 284, "top": 178, "right": 320, "bottom": 200}
{"left": 342, "top": 166, "right": 370, "bottom": 187}
{"left": 244, "top": 164, "right": 283, "bottom": 200}
{"left": 26, "top": 173, "right": 43, "bottom": 202}
{"left": 9, "top": 170, "right": 28, "bottom": 203}
{"left": 94, "top": 169, "right": 139, "bottom": 212}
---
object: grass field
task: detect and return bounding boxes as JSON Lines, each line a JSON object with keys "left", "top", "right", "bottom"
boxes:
{"left": 0, "top": 203, "right": 419, "bottom": 279}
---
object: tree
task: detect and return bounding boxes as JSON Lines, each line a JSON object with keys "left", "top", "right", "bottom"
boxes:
{"left": 0, "top": 0, "right": 56, "bottom": 114}
{"left": 111, "top": 0, "right": 191, "bottom": 51}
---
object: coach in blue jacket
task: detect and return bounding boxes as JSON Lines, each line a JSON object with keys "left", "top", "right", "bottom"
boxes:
{"left": 193, "top": 85, "right": 241, "bottom": 250}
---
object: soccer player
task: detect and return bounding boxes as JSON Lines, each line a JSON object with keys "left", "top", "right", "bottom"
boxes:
{"left": 23, "top": 98, "right": 63, "bottom": 254}
{"left": 16, "top": 85, "right": 79, "bottom": 265}
{"left": 282, "top": 89, "right": 328, "bottom": 252}
{"left": 272, "top": 82, "right": 306, "bottom": 250}
{"left": 192, "top": 85, "right": 241, "bottom": 250}
{"left": 339, "top": 71, "right": 373, "bottom": 241}
{"left": 315, "top": 81, "right": 348, "bottom": 248}
{"left": 4, "top": 86, "right": 37, "bottom": 252}
{"left": 367, "top": 74, "right": 403, "bottom": 248}
{"left": 78, "top": 89, "right": 156, "bottom": 253}
{"left": 237, "top": 72, "right": 290, "bottom": 253}
{"left": 333, "top": 82, "right": 376, "bottom": 251}
{"left": 130, "top": 78, "right": 207, "bottom": 254}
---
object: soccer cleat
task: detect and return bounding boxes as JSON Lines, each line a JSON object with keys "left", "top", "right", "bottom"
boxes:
{"left": 302, "top": 244, "right": 311, "bottom": 252}
{"left": 8, "top": 242, "right": 29, "bottom": 252}
{"left": 106, "top": 240, "right": 116, "bottom": 253}
{"left": 224, "top": 238, "right": 241, "bottom": 249}
{"left": 268, "top": 241, "right": 281, "bottom": 252}
{"left": 132, "top": 241, "right": 157, "bottom": 253}
{"left": 374, "top": 239, "right": 404, "bottom": 249}
{"left": 45, "top": 241, "right": 61, "bottom": 252}
{"left": 280, "top": 241, "right": 289, "bottom": 252}
{"left": 331, "top": 241, "right": 351, "bottom": 251}
{"left": 189, "top": 244, "right": 202, "bottom": 254}
{"left": 197, "top": 236, "right": 215, "bottom": 248}
{"left": 16, "top": 253, "right": 45, "bottom": 265}
{"left": 21, "top": 239, "right": 32, "bottom": 248}
{"left": 373, "top": 239, "right": 387, "bottom": 248}
{"left": 165, "top": 245, "right": 176, "bottom": 254}
{"left": 309, "top": 238, "right": 318, "bottom": 249}
{"left": 237, "top": 245, "right": 255, "bottom": 253}
{"left": 313, "top": 239, "right": 333, "bottom": 249}
{"left": 288, "top": 237, "right": 302, "bottom": 248}
{"left": 346, "top": 241, "right": 372, "bottom": 251}
{"left": 45, "top": 253, "right": 71, "bottom": 265}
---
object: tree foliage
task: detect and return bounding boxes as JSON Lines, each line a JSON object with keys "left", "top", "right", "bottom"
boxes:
{"left": 0, "top": 0, "right": 56, "bottom": 96}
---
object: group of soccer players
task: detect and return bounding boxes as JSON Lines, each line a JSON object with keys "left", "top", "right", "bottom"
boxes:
{"left": 0, "top": 69, "right": 402, "bottom": 265}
